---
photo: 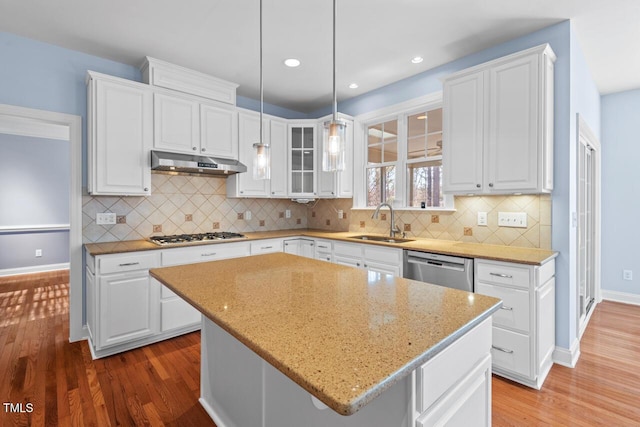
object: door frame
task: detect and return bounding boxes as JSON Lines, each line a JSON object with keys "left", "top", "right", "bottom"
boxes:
{"left": 0, "top": 104, "right": 84, "bottom": 342}
{"left": 576, "top": 114, "right": 601, "bottom": 339}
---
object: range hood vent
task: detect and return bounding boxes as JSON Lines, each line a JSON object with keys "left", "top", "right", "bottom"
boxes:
{"left": 151, "top": 150, "right": 247, "bottom": 177}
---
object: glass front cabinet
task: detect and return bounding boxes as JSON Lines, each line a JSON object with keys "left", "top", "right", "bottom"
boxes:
{"left": 288, "top": 122, "right": 317, "bottom": 197}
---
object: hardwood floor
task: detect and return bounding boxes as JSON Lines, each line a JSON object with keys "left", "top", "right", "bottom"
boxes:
{"left": 1, "top": 271, "right": 639, "bottom": 426}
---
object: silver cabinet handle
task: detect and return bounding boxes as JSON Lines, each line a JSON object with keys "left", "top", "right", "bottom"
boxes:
{"left": 318, "top": 245, "right": 328, "bottom": 249}
{"left": 500, "top": 306, "right": 513, "bottom": 311}
{"left": 490, "top": 272, "right": 513, "bottom": 278}
{"left": 492, "top": 345, "right": 514, "bottom": 354}
{"left": 118, "top": 262, "right": 140, "bottom": 267}
{"left": 261, "top": 246, "right": 273, "bottom": 250}
{"left": 201, "top": 253, "right": 217, "bottom": 257}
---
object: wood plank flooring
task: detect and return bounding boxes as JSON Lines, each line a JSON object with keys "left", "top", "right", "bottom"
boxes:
{"left": 1, "top": 271, "right": 639, "bottom": 426}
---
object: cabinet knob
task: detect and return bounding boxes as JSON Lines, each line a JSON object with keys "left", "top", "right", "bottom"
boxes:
{"left": 331, "top": 192, "right": 335, "bottom": 195}
{"left": 489, "top": 183, "right": 494, "bottom": 187}
{"left": 356, "top": 263, "right": 360, "bottom": 267}
{"left": 144, "top": 187, "right": 149, "bottom": 192}
{"left": 364, "top": 264, "right": 368, "bottom": 268}
{"left": 272, "top": 192, "right": 275, "bottom": 194}
{"left": 201, "top": 148, "right": 206, "bottom": 152}
{"left": 326, "top": 257, "right": 330, "bottom": 261}
{"left": 240, "top": 191, "right": 244, "bottom": 194}
{"left": 476, "top": 184, "right": 481, "bottom": 188}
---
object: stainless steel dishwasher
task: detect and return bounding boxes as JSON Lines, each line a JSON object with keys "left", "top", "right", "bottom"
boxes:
{"left": 403, "top": 250, "right": 474, "bottom": 292}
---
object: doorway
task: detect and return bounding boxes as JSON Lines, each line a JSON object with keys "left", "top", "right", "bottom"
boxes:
{"left": 577, "top": 114, "right": 601, "bottom": 337}
{"left": 0, "top": 104, "right": 83, "bottom": 342}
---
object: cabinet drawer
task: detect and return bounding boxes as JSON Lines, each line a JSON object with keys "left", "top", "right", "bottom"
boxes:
{"left": 316, "top": 252, "right": 332, "bottom": 263}
{"left": 363, "top": 245, "right": 402, "bottom": 264}
{"left": 161, "top": 242, "right": 250, "bottom": 266}
{"left": 416, "top": 317, "right": 491, "bottom": 413}
{"left": 476, "top": 261, "right": 530, "bottom": 288}
{"left": 476, "top": 282, "right": 530, "bottom": 333}
{"left": 492, "top": 327, "right": 531, "bottom": 378}
{"left": 314, "top": 239, "right": 333, "bottom": 252}
{"left": 333, "top": 241, "right": 360, "bottom": 257}
{"left": 161, "top": 284, "right": 178, "bottom": 299}
{"left": 160, "top": 298, "right": 201, "bottom": 332}
{"left": 250, "top": 239, "right": 283, "bottom": 255}
{"left": 98, "top": 252, "right": 160, "bottom": 274}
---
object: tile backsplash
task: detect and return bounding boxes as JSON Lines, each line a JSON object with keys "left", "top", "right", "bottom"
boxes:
{"left": 83, "top": 173, "right": 551, "bottom": 250}
{"left": 309, "top": 195, "right": 551, "bottom": 249}
{"left": 82, "top": 173, "right": 309, "bottom": 243}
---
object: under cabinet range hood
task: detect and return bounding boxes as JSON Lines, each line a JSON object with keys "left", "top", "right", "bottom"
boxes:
{"left": 151, "top": 150, "right": 247, "bottom": 176}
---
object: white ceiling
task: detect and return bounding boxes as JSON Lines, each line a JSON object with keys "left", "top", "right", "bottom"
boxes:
{"left": 1, "top": 0, "right": 638, "bottom": 113}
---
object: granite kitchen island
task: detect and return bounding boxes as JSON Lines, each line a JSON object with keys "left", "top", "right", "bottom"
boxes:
{"left": 150, "top": 253, "right": 501, "bottom": 427}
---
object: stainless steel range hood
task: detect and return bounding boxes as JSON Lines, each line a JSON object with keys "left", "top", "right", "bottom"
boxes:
{"left": 151, "top": 150, "right": 247, "bottom": 176}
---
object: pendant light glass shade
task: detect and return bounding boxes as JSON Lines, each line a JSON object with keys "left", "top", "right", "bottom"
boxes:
{"left": 253, "top": 142, "right": 270, "bottom": 180}
{"left": 322, "top": 0, "right": 346, "bottom": 172}
{"left": 322, "top": 119, "right": 346, "bottom": 171}
{"left": 252, "top": 0, "right": 270, "bottom": 180}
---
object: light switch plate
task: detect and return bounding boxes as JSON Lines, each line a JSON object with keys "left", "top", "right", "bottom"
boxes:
{"left": 498, "top": 212, "right": 527, "bottom": 228}
{"left": 96, "top": 212, "right": 116, "bottom": 225}
{"left": 477, "top": 212, "right": 487, "bottom": 226}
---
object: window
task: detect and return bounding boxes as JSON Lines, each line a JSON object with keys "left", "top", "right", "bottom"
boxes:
{"left": 366, "top": 119, "right": 397, "bottom": 206}
{"left": 406, "top": 108, "right": 443, "bottom": 207}
{"left": 364, "top": 105, "right": 448, "bottom": 209}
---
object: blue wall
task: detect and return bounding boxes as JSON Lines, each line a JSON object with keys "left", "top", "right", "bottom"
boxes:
{"left": 601, "top": 89, "right": 640, "bottom": 297}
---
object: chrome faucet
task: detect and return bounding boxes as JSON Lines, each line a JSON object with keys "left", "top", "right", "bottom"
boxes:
{"left": 372, "top": 202, "right": 402, "bottom": 238}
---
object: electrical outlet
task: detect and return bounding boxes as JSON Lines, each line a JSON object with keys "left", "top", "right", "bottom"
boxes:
{"left": 498, "top": 212, "right": 527, "bottom": 228}
{"left": 245, "top": 211, "right": 252, "bottom": 220}
{"left": 96, "top": 212, "right": 116, "bottom": 225}
{"left": 477, "top": 212, "right": 488, "bottom": 226}
{"left": 285, "top": 209, "right": 291, "bottom": 219}
{"left": 337, "top": 209, "right": 343, "bottom": 219}
{"left": 623, "top": 270, "right": 633, "bottom": 281}
{"left": 35, "top": 249, "right": 42, "bottom": 257}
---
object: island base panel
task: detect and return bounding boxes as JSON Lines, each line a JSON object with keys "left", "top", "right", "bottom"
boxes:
{"left": 200, "top": 317, "right": 413, "bottom": 427}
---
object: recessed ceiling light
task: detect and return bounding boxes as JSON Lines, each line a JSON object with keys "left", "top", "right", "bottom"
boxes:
{"left": 411, "top": 56, "right": 424, "bottom": 64}
{"left": 284, "top": 58, "right": 301, "bottom": 67}
{"left": 348, "top": 83, "right": 359, "bottom": 89}
{"left": 416, "top": 115, "right": 427, "bottom": 120}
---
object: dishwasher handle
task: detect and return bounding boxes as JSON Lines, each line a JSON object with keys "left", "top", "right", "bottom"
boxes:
{"left": 406, "top": 255, "right": 466, "bottom": 272}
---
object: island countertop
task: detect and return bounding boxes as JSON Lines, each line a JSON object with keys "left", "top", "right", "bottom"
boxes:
{"left": 149, "top": 252, "right": 501, "bottom": 415}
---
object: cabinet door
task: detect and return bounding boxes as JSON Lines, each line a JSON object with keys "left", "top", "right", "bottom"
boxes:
{"left": 201, "top": 103, "right": 238, "bottom": 158}
{"left": 234, "top": 113, "right": 271, "bottom": 197}
{"left": 269, "top": 119, "right": 288, "bottom": 197}
{"left": 316, "top": 122, "right": 337, "bottom": 197}
{"left": 154, "top": 93, "right": 200, "bottom": 153}
{"left": 98, "top": 271, "right": 158, "bottom": 349}
{"left": 442, "top": 71, "right": 485, "bottom": 194}
{"left": 289, "top": 124, "right": 317, "bottom": 197}
{"left": 486, "top": 54, "right": 540, "bottom": 192}
{"left": 299, "top": 239, "right": 315, "bottom": 258}
{"left": 334, "top": 255, "right": 363, "bottom": 269}
{"left": 86, "top": 268, "right": 96, "bottom": 341}
{"left": 90, "top": 76, "right": 152, "bottom": 195}
{"left": 283, "top": 239, "right": 300, "bottom": 255}
{"left": 366, "top": 261, "right": 400, "bottom": 277}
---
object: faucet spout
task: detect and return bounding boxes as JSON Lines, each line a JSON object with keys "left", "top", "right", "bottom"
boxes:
{"left": 371, "top": 202, "right": 402, "bottom": 237}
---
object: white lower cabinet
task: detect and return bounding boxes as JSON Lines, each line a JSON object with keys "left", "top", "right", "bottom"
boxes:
{"left": 86, "top": 250, "right": 161, "bottom": 358}
{"left": 333, "top": 241, "right": 403, "bottom": 277}
{"left": 251, "top": 239, "right": 284, "bottom": 255}
{"left": 474, "top": 257, "right": 555, "bottom": 389}
{"left": 283, "top": 238, "right": 315, "bottom": 258}
{"left": 314, "top": 239, "right": 333, "bottom": 262}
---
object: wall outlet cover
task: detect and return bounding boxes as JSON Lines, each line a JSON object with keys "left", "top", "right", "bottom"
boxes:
{"left": 498, "top": 212, "right": 528, "bottom": 228}
{"left": 245, "top": 211, "right": 252, "bottom": 220}
{"left": 96, "top": 212, "right": 116, "bottom": 225}
{"left": 285, "top": 209, "right": 291, "bottom": 219}
{"left": 623, "top": 270, "right": 633, "bottom": 281}
{"left": 477, "top": 212, "right": 488, "bottom": 226}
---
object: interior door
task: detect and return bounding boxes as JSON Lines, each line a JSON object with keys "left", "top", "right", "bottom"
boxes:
{"left": 578, "top": 133, "right": 596, "bottom": 327}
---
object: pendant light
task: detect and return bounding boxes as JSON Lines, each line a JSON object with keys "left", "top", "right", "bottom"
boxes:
{"left": 253, "top": 0, "right": 270, "bottom": 180}
{"left": 322, "top": 0, "right": 347, "bottom": 172}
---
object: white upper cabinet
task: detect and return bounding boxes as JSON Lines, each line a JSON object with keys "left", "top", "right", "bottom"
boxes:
{"left": 201, "top": 103, "right": 238, "bottom": 159}
{"left": 288, "top": 122, "right": 317, "bottom": 198}
{"left": 228, "top": 111, "right": 271, "bottom": 197}
{"left": 443, "top": 44, "right": 555, "bottom": 195}
{"left": 154, "top": 93, "right": 200, "bottom": 153}
{"left": 87, "top": 71, "right": 152, "bottom": 196}
{"left": 153, "top": 91, "right": 238, "bottom": 159}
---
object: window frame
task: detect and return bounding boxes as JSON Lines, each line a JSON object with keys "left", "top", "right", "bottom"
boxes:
{"left": 355, "top": 94, "right": 454, "bottom": 211}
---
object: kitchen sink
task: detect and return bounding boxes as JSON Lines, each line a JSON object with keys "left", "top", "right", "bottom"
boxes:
{"left": 349, "top": 235, "right": 415, "bottom": 244}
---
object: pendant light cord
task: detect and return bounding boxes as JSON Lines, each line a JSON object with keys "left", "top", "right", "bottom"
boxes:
{"left": 259, "top": 0, "right": 264, "bottom": 143}
{"left": 332, "top": 0, "right": 337, "bottom": 122}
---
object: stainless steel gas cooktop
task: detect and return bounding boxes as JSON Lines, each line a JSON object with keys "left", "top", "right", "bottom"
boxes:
{"left": 148, "top": 232, "right": 246, "bottom": 246}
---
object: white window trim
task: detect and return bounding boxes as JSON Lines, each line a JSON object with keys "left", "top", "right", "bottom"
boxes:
{"left": 353, "top": 91, "right": 453, "bottom": 210}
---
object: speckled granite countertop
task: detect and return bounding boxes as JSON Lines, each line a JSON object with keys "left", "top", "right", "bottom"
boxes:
{"left": 86, "top": 229, "right": 557, "bottom": 265}
{"left": 149, "top": 252, "right": 501, "bottom": 415}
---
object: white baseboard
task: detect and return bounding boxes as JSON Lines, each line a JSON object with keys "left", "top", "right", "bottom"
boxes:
{"left": 601, "top": 290, "right": 640, "bottom": 306}
{"left": 553, "top": 338, "right": 580, "bottom": 368}
{"left": 0, "top": 262, "right": 69, "bottom": 277}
